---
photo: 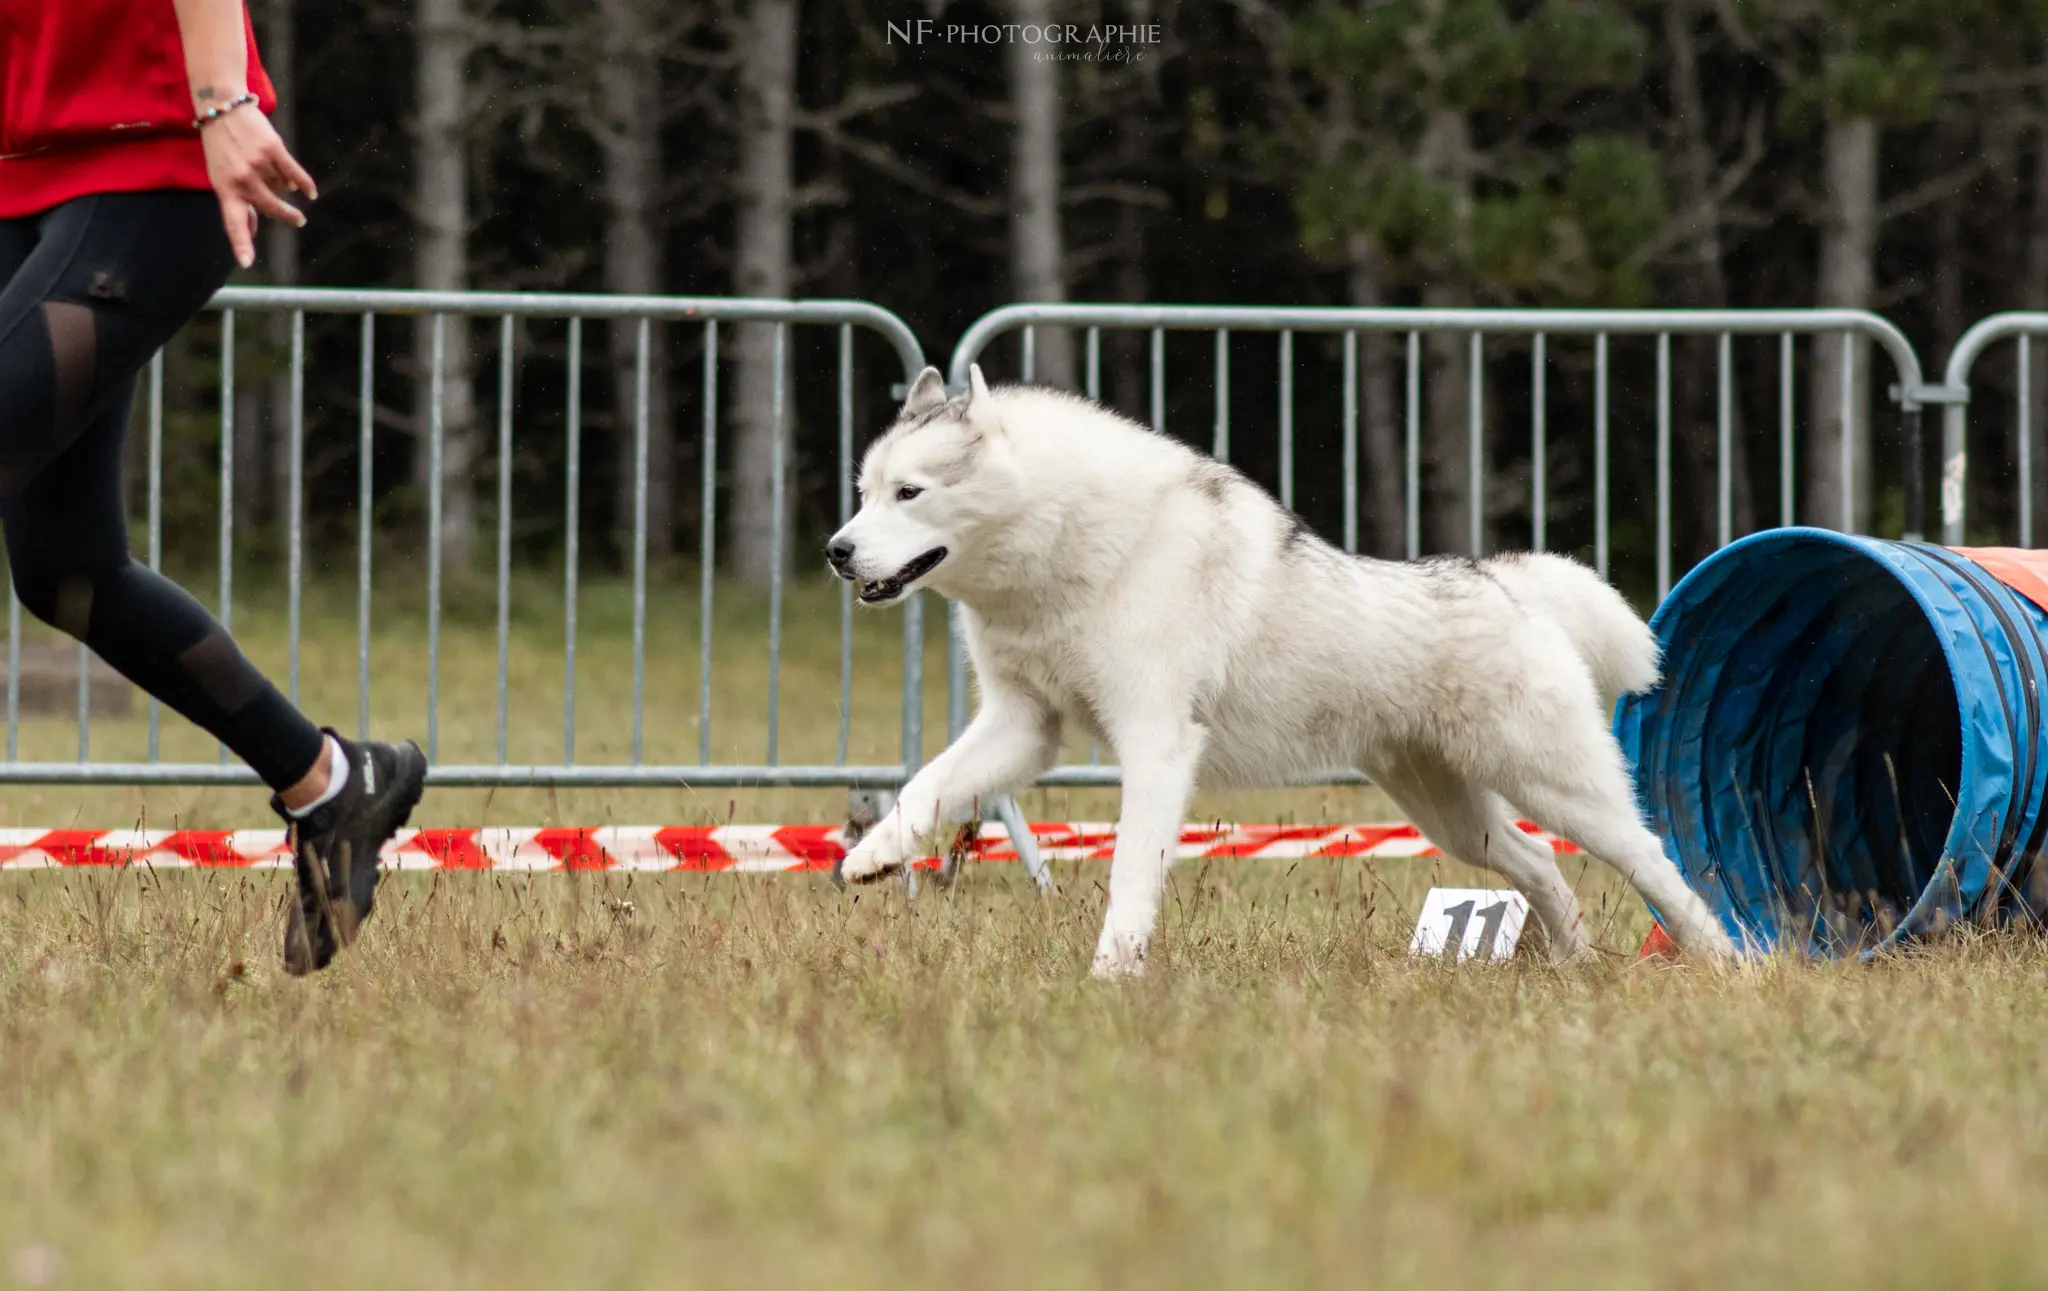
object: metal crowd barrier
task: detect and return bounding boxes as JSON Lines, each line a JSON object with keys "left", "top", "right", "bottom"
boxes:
{"left": 946, "top": 303, "right": 1939, "bottom": 788}
{"left": 1936, "top": 313, "right": 2048, "bottom": 546}
{"left": 0, "top": 288, "right": 937, "bottom": 792}
{"left": 14, "top": 292, "right": 2044, "bottom": 840}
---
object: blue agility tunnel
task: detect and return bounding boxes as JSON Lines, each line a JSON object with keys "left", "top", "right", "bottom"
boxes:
{"left": 1616, "top": 528, "right": 2048, "bottom": 955}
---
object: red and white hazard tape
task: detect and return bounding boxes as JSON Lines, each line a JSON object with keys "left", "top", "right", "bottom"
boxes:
{"left": 0, "top": 821, "right": 1575, "bottom": 872}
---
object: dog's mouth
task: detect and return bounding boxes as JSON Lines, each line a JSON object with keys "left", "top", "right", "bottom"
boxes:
{"left": 858, "top": 547, "right": 948, "bottom": 603}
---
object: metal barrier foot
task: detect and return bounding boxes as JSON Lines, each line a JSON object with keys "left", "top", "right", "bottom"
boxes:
{"left": 994, "top": 795, "right": 1052, "bottom": 893}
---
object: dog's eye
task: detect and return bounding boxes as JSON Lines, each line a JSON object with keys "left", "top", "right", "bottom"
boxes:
{"left": 895, "top": 484, "right": 923, "bottom": 502}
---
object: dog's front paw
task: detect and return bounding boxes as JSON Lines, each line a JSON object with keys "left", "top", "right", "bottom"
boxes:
{"left": 838, "top": 828, "right": 910, "bottom": 886}
{"left": 1090, "top": 930, "right": 1149, "bottom": 981}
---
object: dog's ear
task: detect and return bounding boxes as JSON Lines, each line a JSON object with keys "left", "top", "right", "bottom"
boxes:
{"left": 899, "top": 366, "right": 947, "bottom": 419}
{"left": 964, "top": 363, "right": 1001, "bottom": 437}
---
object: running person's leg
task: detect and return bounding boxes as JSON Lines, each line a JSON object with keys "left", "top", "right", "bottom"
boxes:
{"left": 0, "top": 191, "right": 426, "bottom": 974}
{"left": 2, "top": 328, "right": 332, "bottom": 786}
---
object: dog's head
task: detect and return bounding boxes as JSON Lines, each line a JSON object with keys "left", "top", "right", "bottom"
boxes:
{"left": 826, "top": 363, "right": 1010, "bottom": 605}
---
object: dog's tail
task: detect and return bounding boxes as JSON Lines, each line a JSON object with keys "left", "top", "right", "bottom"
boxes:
{"left": 1487, "top": 553, "right": 1661, "bottom": 710}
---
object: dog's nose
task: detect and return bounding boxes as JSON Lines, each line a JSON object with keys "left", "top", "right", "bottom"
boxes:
{"left": 826, "top": 538, "right": 855, "bottom": 570}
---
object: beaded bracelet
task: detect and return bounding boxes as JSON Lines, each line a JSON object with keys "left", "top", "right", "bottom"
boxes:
{"left": 192, "top": 92, "right": 259, "bottom": 130}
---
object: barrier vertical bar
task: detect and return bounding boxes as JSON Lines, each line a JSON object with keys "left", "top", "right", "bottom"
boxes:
{"left": 823, "top": 327, "right": 847, "bottom": 770}
{"left": 947, "top": 299, "right": 972, "bottom": 742}
{"left": 837, "top": 325, "right": 854, "bottom": 766}
{"left": 1717, "top": 332, "right": 1733, "bottom": 548}
{"left": 1342, "top": 330, "right": 1358, "bottom": 554}
{"left": 218, "top": 308, "right": 235, "bottom": 764}
{"left": 699, "top": 320, "right": 719, "bottom": 764}
{"left": 565, "top": 317, "right": 583, "bottom": 765}
{"left": 1213, "top": 329, "right": 1229, "bottom": 462}
{"left": 287, "top": 310, "right": 305, "bottom": 707}
{"left": 1090, "top": 307, "right": 1115, "bottom": 768}
{"left": 1022, "top": 326, "right": 1036, "bottom": 383}
{"left": 1657, "top": 332, "right": 1672, "bottom": 599}
{"left": 2020, "top": 335, "right": 2033, "bottom": 548}
{"left": 1532, "top": 333, "right": 1547, "bottom": 552}
{"left": 74, "top": 629, "right": 87, "bottom": 765}
{"left": 766, "top": 321, "right": 786, "bottom": 766}
{"left": 147, "top": 351, "right": 164, "bottom": 760}
{"left": 632, "top": 317, "right": 651, "bottom": 766}
{"left": 1943, "top": 399, "right": 1966, "bottom": 546}
{"left": 1595, "top": 333, "right": 1610, "bottom": 579}
{"left": 948, "top": 600, "right": 968, "bottom": 741}
{"left": 496, "top": 315, "right": 514, "bottom": 765}
{"left": 1405, "top": 332, "right": 1420, "bottom": 561}
{"left": 74, "top": 634, "right": 87, "bottom": 764}
{"left": 1840, "top": 332, "right": 1855, "bottom": 533}
{"left": 1468, "top": 332, "right": 1484, "bottom": 557}
{"left": 1279, "top": 330, "right": 1295, "bottom": 511}
{"left": 903, "top": 589, "right": 925, "bottom": 774}
{"left": 1150, "top": 328, "right": 1165, "bottom": 431}
{"left": 427, "top": 314, "right": 445, "bottom": 763}
{"left": 1781, "top": 333, "right": 1795, "bottom": 527}
{"left": 358, "top": 314, "right": 373, "bottom": 740}
{"left": 1903, "top": 402, "right": 1926, "bottom": 542}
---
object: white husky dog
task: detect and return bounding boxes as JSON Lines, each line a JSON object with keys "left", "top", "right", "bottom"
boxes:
{"left": 827, "top": 365, "right": 1736, "bottom": 977}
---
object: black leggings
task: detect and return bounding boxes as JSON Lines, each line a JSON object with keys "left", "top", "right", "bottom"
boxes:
{"left": 0, "top": 191, "right": 324, "bottom": 790}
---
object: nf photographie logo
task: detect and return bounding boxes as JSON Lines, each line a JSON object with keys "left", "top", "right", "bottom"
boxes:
{"left": 886, "top": 20, "right": 1162, "bottom": 57}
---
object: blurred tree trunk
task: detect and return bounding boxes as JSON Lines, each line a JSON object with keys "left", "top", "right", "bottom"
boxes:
{"left": 600, "top": 0, "right": 675, "bottom": 562}
{"left": 1105, "top": 56, "right": 1159, "bottom": 418}
{"left": 412, "top": 0, "right": 479, "bottom": 572}
{"left": 2024, "top": 75, "right": 2048, "bottom": 538}
{"left": 1109, "top": 139, "right": 1147, "bottom": 416}
{"left": 1932, "top": 163, "right": 1967, "bottom": 534}
{"left": 1933, "top": 181, "right": 1965, "bottom": 355}
{"left": 262, "top": 0, "right": 297, "bottom": 541}
{"left": 1314, "top": 56, "right": 1403, "bottom": 556}
{"left": 1007, "top": 0, "right": 1074, "bottom": 390}
{"left": 730, "top": 0, "right": 797, "bottom": 586}
{"left": 1346, "top": 240, "right": 1403, "bottom": 557}
{"left": 1663, "top": 0, "right": 1753, "bottom": 551}
{"left": 1806, "top": 115, "right": 1877, "bottom": 533}
{"left": 1419, "top": 107, "right": 1476, "bottom": 557}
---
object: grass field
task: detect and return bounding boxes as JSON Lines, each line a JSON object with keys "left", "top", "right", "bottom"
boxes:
{"left": 4, "top": 567, "right": 2043, "bottom": 1288}
{"left": 4, "top": 862, "right": 2048, "bottom": 1289}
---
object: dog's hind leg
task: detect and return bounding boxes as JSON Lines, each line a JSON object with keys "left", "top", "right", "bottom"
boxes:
{"left": 1092, "top": 715, "right": 1208, "bottom": 980}
{"left": 1493, "top": 750, "right": 1738, "bottom": 961}
{"left": 840, "top": 686, "right": 1061, "bottom": 884}
{"left": 1375, "top": 756, "right": 1591, "bottom": 962}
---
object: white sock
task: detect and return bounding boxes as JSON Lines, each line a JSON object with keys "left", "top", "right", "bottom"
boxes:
{"left": 288, "top": 737, "right": 350, "bottom": 818}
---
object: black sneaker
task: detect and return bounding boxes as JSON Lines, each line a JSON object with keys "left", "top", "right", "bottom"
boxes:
{"left": 272, "top": 730, "right": 428, "bottom": 976}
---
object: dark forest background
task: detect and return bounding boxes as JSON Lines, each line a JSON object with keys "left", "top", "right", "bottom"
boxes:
{"left": 157, "top": 0, "right": 2048, "bottom": 604}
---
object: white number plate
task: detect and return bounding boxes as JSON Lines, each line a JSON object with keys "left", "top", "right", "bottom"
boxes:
{"left": 1409, "top": 887, "right": 1529, "bottom": 961}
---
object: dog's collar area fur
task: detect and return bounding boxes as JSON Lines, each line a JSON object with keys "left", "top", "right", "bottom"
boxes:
{"left": 857, "top": 547, "right": 948, "bottom": 603}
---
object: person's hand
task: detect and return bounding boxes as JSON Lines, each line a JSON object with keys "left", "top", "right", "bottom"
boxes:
{"left": 199, "top": 102, "right": 318, "bottom": 269}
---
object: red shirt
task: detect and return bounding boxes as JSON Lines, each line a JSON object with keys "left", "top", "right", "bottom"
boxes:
{"left": 0, "top": 0, "right": 275, "bottom": 218}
